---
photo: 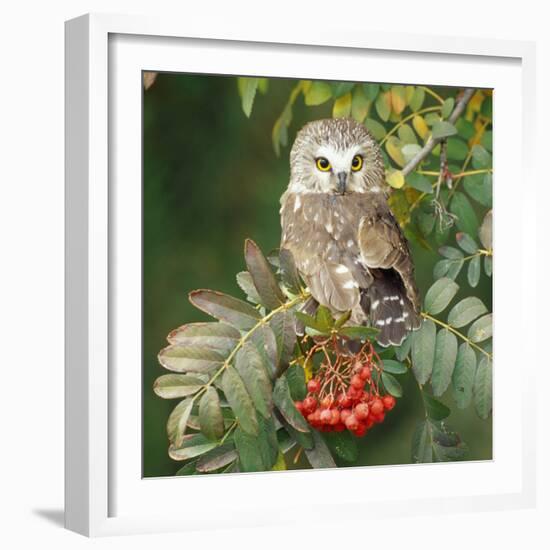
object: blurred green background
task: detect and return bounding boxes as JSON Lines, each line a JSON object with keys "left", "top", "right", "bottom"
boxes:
{"left": 143, "top": 73, "right": 492, "bottom": 477}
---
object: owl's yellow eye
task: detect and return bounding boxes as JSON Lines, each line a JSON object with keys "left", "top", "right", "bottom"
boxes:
{"left": 351, "top": 155, "right": 363, "bottom": 172}
{"left": 316, "top": 157, "right": 331, "bottom": 172}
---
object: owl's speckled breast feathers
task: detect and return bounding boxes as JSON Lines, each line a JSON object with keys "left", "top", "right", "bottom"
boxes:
{"left": 280, "top": 118, "right": 421, "bottom": 346}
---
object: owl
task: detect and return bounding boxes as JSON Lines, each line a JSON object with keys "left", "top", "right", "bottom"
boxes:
{"left": 280, "top": 118, "right": 421, "bottom": 346}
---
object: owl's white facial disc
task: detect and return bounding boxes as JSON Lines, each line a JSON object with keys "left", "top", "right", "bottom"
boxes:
{"left": 287, "top": 118, "right": 386, "bottom": 195}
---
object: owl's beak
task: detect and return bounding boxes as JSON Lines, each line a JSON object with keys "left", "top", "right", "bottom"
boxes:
{"left": 336, "top": 171, "right": 348, "bottom": 195}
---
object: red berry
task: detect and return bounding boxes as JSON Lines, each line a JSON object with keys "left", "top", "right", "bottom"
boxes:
{"left": 354, "top": 424, "right": 368, "bottom": 437}
{"left": 330, "top": 409, "right": 341, "bottom": 425}
{"left": 351, "top": 374, "right": 364, "bottom": 390}
{"left": 320, "top": 409, "right": 333, "bottom": 424}
{"left": 347, "top": 386, "right": 361, "bottom": 401}
{"left": 303, "top": 396, "right": 318, "bottom": 414}
{"left": 340, "top": 408, "right": 352, "bottom": 423}
{"left": 355, "top": 403, "right": 369, "bottom": 420}
{"left": 345, "top": 414, "right": 359, "bottom": 431}
{"left": 359, "top": 366, "right": 372, "bottom": 381}
{"left": 294, "top": 400, "right": 304, "bottom": 413}
{"left": 383, "top": 395, "right": 396, "bottom": 410}
{"left": 334, "top": 422, "right": 346, "bottom": 432}
{"left": 370, "top": 398, "right": 384, "bottom": 416}
{"left": 373, "top": 412, "right": 385, "bottom": 424}
{"left": 320, "top": 396, "right": 334, "bottom": 409}
{"left": 307, "top": 379, "right": 321, "bottom": 394}
{"left": 337, "top": 393, "right": 352, "bottom": 408}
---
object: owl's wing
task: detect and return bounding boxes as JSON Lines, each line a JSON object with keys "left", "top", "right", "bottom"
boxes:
{"left": 357, "top": 211, "right": 421, "bottom": 345}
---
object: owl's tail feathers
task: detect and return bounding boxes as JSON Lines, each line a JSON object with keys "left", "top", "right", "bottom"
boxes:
{"left": 363, "top": 270, "right": 421, "bottom": 347}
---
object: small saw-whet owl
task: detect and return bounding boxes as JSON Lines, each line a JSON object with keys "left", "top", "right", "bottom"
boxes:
{"left": 280, "top": 118, "right": 421, "bottom": 346}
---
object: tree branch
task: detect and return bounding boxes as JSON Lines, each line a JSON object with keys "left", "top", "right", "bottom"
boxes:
{"left": 402, "top": 88, "right": 476, "bottom": 177}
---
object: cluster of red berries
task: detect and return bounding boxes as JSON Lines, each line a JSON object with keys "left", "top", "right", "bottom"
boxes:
{"left": 295, "top": 362, "right": 396, "bottom": 437}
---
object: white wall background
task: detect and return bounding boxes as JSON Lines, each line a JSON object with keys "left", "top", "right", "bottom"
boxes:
{"left": 0, "top": 0, "right": 547, "bottom": 547}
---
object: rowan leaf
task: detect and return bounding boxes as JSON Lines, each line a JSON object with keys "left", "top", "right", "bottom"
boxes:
{"left": 273, "top": 376, "right": 310, "bottom": 432}
{"left": 431, "top": 121, "right": 457, "bottom": 139}
{"left": 324, "top": 431, "right": 358, "bottom": 462}
{"left": 411, "top": 319, "right": 436, "bottom": 384}
{"left": 333, "top": 93, "right": 352, "bottom": 118}
{"left": 270, "top": 310, "right": 297, "bottom": 367}
{"left": 431, "top": 329, "right": 458, "bottom": 396}
{"left": 238, "top": 77, "right": 259, "bottom": 118}
{"left": 456, "top": 232, "right": 478, "bottom": 254}
{"left": 304, "top": 430, "right": 337, "bottom": 468}
{"left": 448, "top": 297, "right": 487, "bottom": 328}
{"left": 452, "top": 343, "right": 477, "bottom": 409}
{"left": 381, "top": 359, "right": 408, "bottom": 374}
{"left": 304, "top": 81, "right": 332, "bottom": 106}
{"left": 450, "top": 192, "right": 478, "bottom": 239}
{"left": 153, "top": 374, "right": 207, "bottom": 399}
{"left": 221, "top": 366, "right": 259, "bottom": 436}
{"left": 199, "top": 387, "right": 225, "bottom": 440}
{"left": 474, "top": 356, "right": 492, "bottom": 419}
{"left": 381, "top": 371, "right": 403, "bottom": 397}
{"left": 479, "top": 210, "right": 492, "bottom": 250}
{"left": 158, "top": 345, "right": 225, "bottom": 373}
{"left": 422, "top": 391, "right": 450, "bottom": 420}
{"left": 167, "top": 322, "right": 240, "bottom": 353}
{"left": 167, "top": 398, "right": 194, "bottom": 447}
{"left": 467, "top": 255, "right": 481, "bottom": 287}
{"left": 169, "top": 434, "right": 218, "bottom": 461}
{"left": 424, "top": 277, "right": 459, "bottom": 315}
{"left": 196, "top": 443, "right": 238, "bottom": 472}
{"left": 279, "top": 248, "right": 302, "bottom": 296}
{"left": 467, "top": 314, "right": 492, "bottom": 343}
{"left": 236, "top": 271, "right": 262, "bottom": 304}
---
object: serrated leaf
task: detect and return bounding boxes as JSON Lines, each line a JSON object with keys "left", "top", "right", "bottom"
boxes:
{"left": 158, "top": 345, "right": 225, "bottom": 373}
{"left": 286, "top": 364, "right": 307, "bottom": 401}
{"left": 339, "top": 326, "right": 379, "bottom": 340}
{"left": 441, "top": 97, "right": 455, "bottom": 118}
{"left": 452, "top": 343, "right": 477, "bottom": 409}
{"left": 450, "top": 192, "right": 478, "bottom": 239}
{"left": 153, "top": 374, "right": 206, "bottom": 399}
{"left": 456, "top": 232, "right": 478, "bottom": 254}
{"left": 238, "top": 77, "right": 259, "bottom": 117}
{"left": 167, "top": 398, "right": 194, "bottom": 447}
{"left": 448, "top": 297, "right": 487, "bottom": 328}
{"left": 324, "top": 431, "right": 359, "bottom": 462}
{"left": 468, "top": 313, "right": 492, "bottom": 343}
{"left": 381, "top": 371, "right": 403, "bottom": 397}
{"left": 381, "top": 359, "right": 408, "bottom": 374}
{"left": 221, "top": 366, "right": 259, "bottom": 436}
{"left": 474, "top": 356, "right": 492, "bottom": 419}
{"left": 304, "top": 430, "right": 337, "bottom": 468}
{"left": 431, "top": 329, "right": 458, "bottom": 396}
{"left": 279, "top": 248, "right": 301, "bottom": 296}
{"left": 467, "top": 255, "right": 481, "bottom": 287}
{"left": 235, "top": 344, "right": 273, "bottom": 419}
{"left": 333, "top": 92, "right": 352, "bottom": 118}
{"left": 424, "top": 277, "right": 459, "bottom": 315}
{"left": 411, "top": 319, "right": 436, "bottom": 385}
{"left": 169, "top": 434, "right": 218, "bottom": 461}
{"left": 431, "top": 121, "right": 457, "bottom": 139}
{"left": 244, "top": 239, "right": 285, "bottom": 310}
{"left": 304, "top": 81, "right": 332, "bottom": 106}
{"left": 196, "top": 443, "right": 238, "bottom": 472}
{"left": 236, "top": 271, "right": 262, "bottom": 304}
{"left": 234, "top": 427, "right": 265, "bottom": 472}
{"left": 364, "top": 118, "right": 386, "bottom": 141}
{"left": 199, "top": 387, "right": 225, "bottom": 440}
{"left": 248, "top": 323, "right": 278, "bottom": 378}
{"left": 273, "top": 376, "right": 309, "bottom": 432}
{"left": 422, "top": 391, "right": 450, "bottom": 420}
{"left": 479, "top": 210, "right": 492, "bottom": 250}
{"left": 167, "top": 322, "right": 240, "bottom": 353}
{"left": 189, "top": 290, "right": 261, "bottom": 330}
{"left": 270, "top": 310, "right": 297, "bottom": 367}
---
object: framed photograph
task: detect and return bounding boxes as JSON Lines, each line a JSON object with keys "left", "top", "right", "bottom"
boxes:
{"left": 65, "top": 13, "right": 536, "bottom": 536}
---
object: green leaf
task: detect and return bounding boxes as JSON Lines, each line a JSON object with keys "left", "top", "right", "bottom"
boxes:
{"left": 235, "top": 344, "right": 273, "bottom": 419}
{"left": 175, "top": 460, "right": 198, "bottom": 476}
{"left": 433, "top": 259, "right": 450, "bottom": 279}
{"left": 339, "top": 326, "right": 379, "bottom": 340}
{"left": 304, "top": 81, "right": 332, "bottom": 106}
{"left": 221, "top": 366, "right": 259, "bottom": 436}
{"left": 431, "top": 121, "right": 457, "bottom": 139}
{"left": 158, "top": 345, "right": 225, "bottom": 373}
{"left": 279, "top": 248, "right": 302, "bottom": 296}
{"left": 411, "top": 319, "right": 436, "bottom": 385}
{"left": 446, "top": 137, "right": 469, "bottom": 161}
{"left": 153, "top": 374, "right": 207, "bottom": 399}
{"left": 467, "top": 255, "right": 481, "bottom": 287}
{"left": 456, "top": 118, "right": 475, "bottom": 140}
{"left": 408, "top": 87, "right": 425, "bottom": 112}
{"left": 464, "top": 173, "right": 492, "bottom": 207}
{"left": 398, "top": 124, "right": 418, "bottom": 145}
{"left": 236, "top": 271, "right": 262, "bottom": 304}
{"left": 472, "top": 145, "right": 491, "bottom": 169}
{"left": 395, "top": 334, "right": 412, "bottom": 361}
{"left": 424, "top": 277, "right": 459, "bottom": 315}
{"left": 441, "top": 97, "right": 455, "bottom": 118}
{"left": 479, "top": 210, "right": 492, "bottom": 250}
{"left": 351, "top": 86, "right": 370, "bottom": 122}
{"left": 324, "top": 431, "right": 358, "bottom": 462}
{"left": 169, "top": 433, "right": 218, "bottom": 461}
{"left": 331, "top": 81, "right": 355, "bottom": 98}
{"left": 375, "top": 92, "right": 391, "bottom": 121}
{"left": 238, "top": 77, "right": 259, "bottom": 118}
{"left": 363, "top": 83, "right": 380, "bottom": 101}
{"left": 364, "top": 118, "right": 386, "bottom": 141}
{"left": 381, "top": 371, "right": 403, "bottom": 397}
{"left": 467, "top": 314, "right": 492, "bottom": 343}
{"left": 167, "top": 322, "right": 240, "bottom": 353}
{"left": 282, "top": 419, "right": 314, "bottom": 450}
{"left": 448, "top": 297, "right": 488, "bottom": 328}
{"left": 273, "top": 376, "right": 310, "bottom": 433}
{"left": 333, "top": 93, "right": 352, "bottom": 118}
{"left": 422, "top": 391, "right": 450, "bottom": 420}
{"left": 270, "top": 310, "right": 297, "bottom": 367}
{"left": 199, "top": 387, "right": 225, "bottom": 441}
{"left": 381, "top": 359, "right": 408, "bottom": 374}
{"left": 248, "top": 323, "right": 278, "bottom": 378}
{"left": 271, "top": 451, "right": 287, "bottom": 471}
{"left": 167, "top": 397, "right": 194, "bottom": 447}
{"left": 412, "top": 419, "right": 467, "bottom": 463}
{"left": 456, "top": 232, "right": 478, "bottom": 254}
{"left": 196, "top": 443, "right": 238, "bottom": 473}
{"left": 406, "top": 172, "right": 433, "bottom": 193}
{"left": 439, "top": 246, "right": 464, "bottom": 260}
{"left": 244, "top": 239, "right": 285, "bottom": 310}
{"left": 452, "top": 343, "right": 477, "bottom": 409}
{"left": 256, "top": 415, "right": 279, "bottom": 469}
{"left": 234, "top": 426, "right": 265, "bottom": 472}
{"left": 484, "top": 256, "right": 492, "bottom": 277}
{"left": 286, "top": 364, "right": 307, "bottom": 401}
{"left": 431, "top": 329, "right": 458, "bottom": 396}
{"left": 402, "top": 144, "right": 422, "bottom": 164}
{"left": 189, "top": 290, "right": 261, "bottom": 330}
{"left": 474, "top": 356, "right": 492, "bottom": 419}
{"left": 450, "top": 192, "right": 478, "bottom": 239}
{"left": 294, "top": 311, "right": 328, "bottom": 334}
{"left": 304, "top": 430, "right": 337, "bottom": 468}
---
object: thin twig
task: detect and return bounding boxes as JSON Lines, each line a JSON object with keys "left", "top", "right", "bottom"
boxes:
{"left": 402, "top": 88, "right": 476, "bottom": 177}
